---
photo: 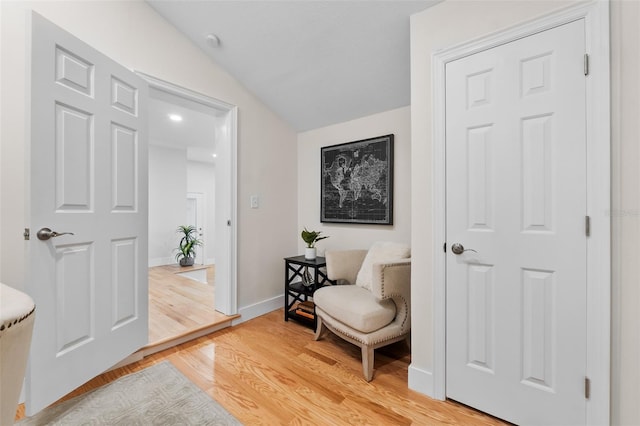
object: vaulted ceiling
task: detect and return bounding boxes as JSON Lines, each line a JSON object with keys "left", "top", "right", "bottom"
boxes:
{"left": 146, "top": 0, "right": 440, "bottom": 132}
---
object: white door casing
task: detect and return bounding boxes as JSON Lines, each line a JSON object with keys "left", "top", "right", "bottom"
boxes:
{"left": 187, "top": 192, "right": 205, "bottom": 265}
{"left": 27, "top": 13, "right": 148, "bottom": 414}
{"left": 214, "top": 109, "right": 237, "bottom": 315}
{"left": 139, "top": 73, "right": 238, "bottom": 316}
{"left": 445, "top": 19, "right": 586, "bottom": 425}
{"left": 430, "top": 2, "right": 611, "bottom": 425}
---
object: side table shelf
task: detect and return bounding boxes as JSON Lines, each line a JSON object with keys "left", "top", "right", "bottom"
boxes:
{"left": 284, "top": 255, "right": 334, "bottom": 328}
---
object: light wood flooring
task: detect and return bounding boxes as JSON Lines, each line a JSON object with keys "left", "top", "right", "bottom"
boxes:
{"left": 145, "top": 264, "right": 237, "bottom": 355}
{"left": 18, "top": 309, "right": 507, "bottom": 425}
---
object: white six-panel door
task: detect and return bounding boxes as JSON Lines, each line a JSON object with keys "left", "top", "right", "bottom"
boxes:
{"left": 27, "top": 13, "right": 148, "bottom": 414}
{"left": 445, "top": 20, "right": 587, "bottom": 425}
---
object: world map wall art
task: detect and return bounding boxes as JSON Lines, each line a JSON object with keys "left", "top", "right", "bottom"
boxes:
{"left": 321, "top": 134, "right": 393, "bottom": 225}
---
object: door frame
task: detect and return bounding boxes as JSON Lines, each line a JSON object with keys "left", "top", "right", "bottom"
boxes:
{"left": 138, "top": 72, "right": 238, "bottom": 315}
{"left": 432, "top": 1, "right": 610, "bottom": 424}
{"left": 186, "top": 192, "right": 205, "bottom": 265}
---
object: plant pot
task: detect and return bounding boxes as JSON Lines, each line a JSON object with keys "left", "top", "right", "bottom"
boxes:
{"left": 179, "top": 257, "right": 195, "bottom": 267}
{"left": 304, "top": 247, "right": 316, "bottom": 260}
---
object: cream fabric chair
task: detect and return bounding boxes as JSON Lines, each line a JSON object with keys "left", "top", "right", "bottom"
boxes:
{"left": 0, "top": 283, "right": 35, "bottom": 425}
{"left": 313, "top": 243, "right": 411, "bottom": 381}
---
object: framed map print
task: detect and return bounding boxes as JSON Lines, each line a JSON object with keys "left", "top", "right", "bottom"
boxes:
{"left": 321, "top": 134, "right": 393, "bottom": 225}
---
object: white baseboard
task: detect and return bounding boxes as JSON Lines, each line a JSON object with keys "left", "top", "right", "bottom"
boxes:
{"left": 234, "top": 295, "right": 284, "bottom": 325}
{"left": 408, "top": 363, "right": 436, "bottom": 399}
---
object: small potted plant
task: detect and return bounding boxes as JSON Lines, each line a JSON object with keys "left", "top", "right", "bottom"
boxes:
{"left": 175, "top": 225, "right": 202, "bottom": 266}
{"left": 301, "top": 227, "right": 329, "bottom": 260}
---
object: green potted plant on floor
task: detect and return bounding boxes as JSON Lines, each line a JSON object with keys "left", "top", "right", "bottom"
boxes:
{"left": 175, "top": 225, "right": 202, "bottom": 266}
{"left": 301, "top": 227, "right": 329, "bottom": 260}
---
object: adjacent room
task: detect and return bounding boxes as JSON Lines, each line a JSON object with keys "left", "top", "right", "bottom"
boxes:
{"left": 146, "top": 86, "right": 234, "bottom": 349}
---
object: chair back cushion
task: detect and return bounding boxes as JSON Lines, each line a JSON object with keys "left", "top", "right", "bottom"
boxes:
{"left": 314, "top": 285, "right": 396, "bottom": 333}
{"left": 355, "top": 242, "right": 410, "bottom": 291}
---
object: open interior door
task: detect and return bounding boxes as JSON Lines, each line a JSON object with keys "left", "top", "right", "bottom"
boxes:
{"left": 27, "top": 12, "right": 148, "bottom": 414}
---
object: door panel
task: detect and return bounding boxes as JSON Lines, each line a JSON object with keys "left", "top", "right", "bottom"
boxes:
{"left": 28, "top": 12, "right": 148, "bottom": 414}
{"left": 55, "top": 104, "right": 93, "bottom": 210}
{"left": 54, "top": 243, "right": 94, "bottom": 355}
{"left": 445, "top": 20, "right": 587, "bottom": 425}
{"left": 112, "top": 124, "right": 138, "bottom": 211}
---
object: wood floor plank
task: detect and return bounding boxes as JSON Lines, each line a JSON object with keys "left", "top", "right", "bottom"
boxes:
{"left": 17, "top": 309, "right": 508, "bottom": 425}
{"left": 148, "top": 264, "right": 233, "bottom": 344}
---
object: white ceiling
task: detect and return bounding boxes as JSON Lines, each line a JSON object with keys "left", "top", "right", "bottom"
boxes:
{"left": 146, "top": 0, "right": 440, "bottom": 132}
{"left": 148, "top": 88, "right": 224, "bottom": 164}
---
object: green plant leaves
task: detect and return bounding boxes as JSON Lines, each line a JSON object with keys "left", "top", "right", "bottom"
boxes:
{"left": 301, "top": 227, "right": 329, "bottom": 248}
{"left": 175, "top": 225, "right": 202, "bottom": 262}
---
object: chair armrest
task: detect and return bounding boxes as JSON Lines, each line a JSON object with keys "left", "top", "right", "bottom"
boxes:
{"left": 325, "top": 249, "right": 368, "bottom": 284}
{"left": 371, "top": 259, "right": 411, "bottom": 300}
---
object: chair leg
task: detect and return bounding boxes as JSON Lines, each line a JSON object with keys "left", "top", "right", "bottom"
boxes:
{"left": 361, "top": 346, "right": 374, "bottom": 382}
{"left": 314, "top": 315, "right": 325, "bottom": 341}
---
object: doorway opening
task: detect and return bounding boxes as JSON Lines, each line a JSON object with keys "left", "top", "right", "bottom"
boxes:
{"left": 141, "top": 74, "right": 239, "bottom": 350}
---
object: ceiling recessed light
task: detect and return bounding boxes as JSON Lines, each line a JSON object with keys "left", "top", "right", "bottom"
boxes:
{"left": 168, "top": 114, "right": 183, "bottom": 122}
{"left": 212, "top": 153, "right": 217, "bottom": 158}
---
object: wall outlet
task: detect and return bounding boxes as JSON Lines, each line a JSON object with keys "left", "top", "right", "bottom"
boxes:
{"left": 250, "top": 195, "right": 259, "bottom": 209}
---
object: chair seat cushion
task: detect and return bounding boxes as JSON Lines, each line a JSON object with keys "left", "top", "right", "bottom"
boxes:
{"left": 314, "top": 285, "right": 396, "bottom": 333}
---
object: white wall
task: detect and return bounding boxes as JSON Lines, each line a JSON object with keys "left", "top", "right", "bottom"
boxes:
{"left": 410, "top": 0, "right": 640, "bottom": 424}
{"left": 0, "top": 1, "right": 298, "bottom": 317}
{"left": 297, "top": 106, "right": 411, "bottom": 254}
{"left": 610, "top": 1, "right": 640, "bottom": 424}
{"left": 148, "top": 145, "right": 187, "bottom": 266}
{"left": 187, "top": 160, "right": 216, "bottom": 264}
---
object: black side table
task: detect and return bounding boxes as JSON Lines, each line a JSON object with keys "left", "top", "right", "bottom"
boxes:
{"left": 284, "top": 255, "right": 333, "bottom": 327}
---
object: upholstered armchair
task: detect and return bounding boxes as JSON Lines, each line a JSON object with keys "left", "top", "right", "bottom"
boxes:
{"left": 313, "top": 243, "right": 411, "bottom": 381}
{"left": 0, "top": 284, "right": 35, "bottom": 425}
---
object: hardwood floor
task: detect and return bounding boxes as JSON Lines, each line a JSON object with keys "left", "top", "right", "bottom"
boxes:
{"left": 18, "top": 309, "right": 507, "bottom": 425}
{"left": 148, "top": 264, "right": 233, "bottom": 344}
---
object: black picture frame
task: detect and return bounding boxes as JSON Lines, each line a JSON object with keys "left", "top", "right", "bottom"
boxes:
{"left": 321, "top": 134, "right": 393, "bottom": 225}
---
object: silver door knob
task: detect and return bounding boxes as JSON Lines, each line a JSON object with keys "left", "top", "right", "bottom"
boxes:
{"left": 36, "top": 228, "right": 75, "bottom": 241}
{"left": 451, "top": 243, "right": 477, "bottom": 255}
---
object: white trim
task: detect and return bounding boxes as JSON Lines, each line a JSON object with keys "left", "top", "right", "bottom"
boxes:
{"left": 431, "top": 2, "right": 610, "bottom": 424}
{"left": 233, "top": 295, "right": 284, "bottom": 325}
{"left": 186, "top": 191, "right": 205, "bottom": 265}
{"left": 408, "top": 365, "right": 434, "bottom": 396}
{"left": 431, "top": 23, "right": 447, "bottom": 400}
{"left": 136, "top": 72, "right": 236, "bottom": 112}
{"left": 583, "top": 2, "right": 611, "bottom": 424}
{"left": 137, "top": 72, "right": 239, "bottom": 316}
{"left": 228, "top": 106, "right": 238, "bottom": 315}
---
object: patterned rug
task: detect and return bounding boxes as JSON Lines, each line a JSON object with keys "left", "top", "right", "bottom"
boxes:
{"left": 18, "top": 361, "right": 242, "bottom": 425}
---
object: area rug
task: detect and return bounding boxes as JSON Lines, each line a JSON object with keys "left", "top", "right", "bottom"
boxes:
{"left": 18, "top": 361, "right": 242, "bottom": 425}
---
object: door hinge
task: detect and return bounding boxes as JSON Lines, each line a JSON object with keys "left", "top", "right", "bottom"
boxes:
{"left": 23, "top": 228, "right": 30, "bottom": 240}
{"left": 585, "top": 377, "right": 591, "bottom": 399}
{"left": 585, "top": 215, "right": 591, "bottom": 237}
{"left": 584, "top": 53, "right": 589, "bottom": 76}
{"left": 443, "top": 242, "right": 447, "bottom": 253}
